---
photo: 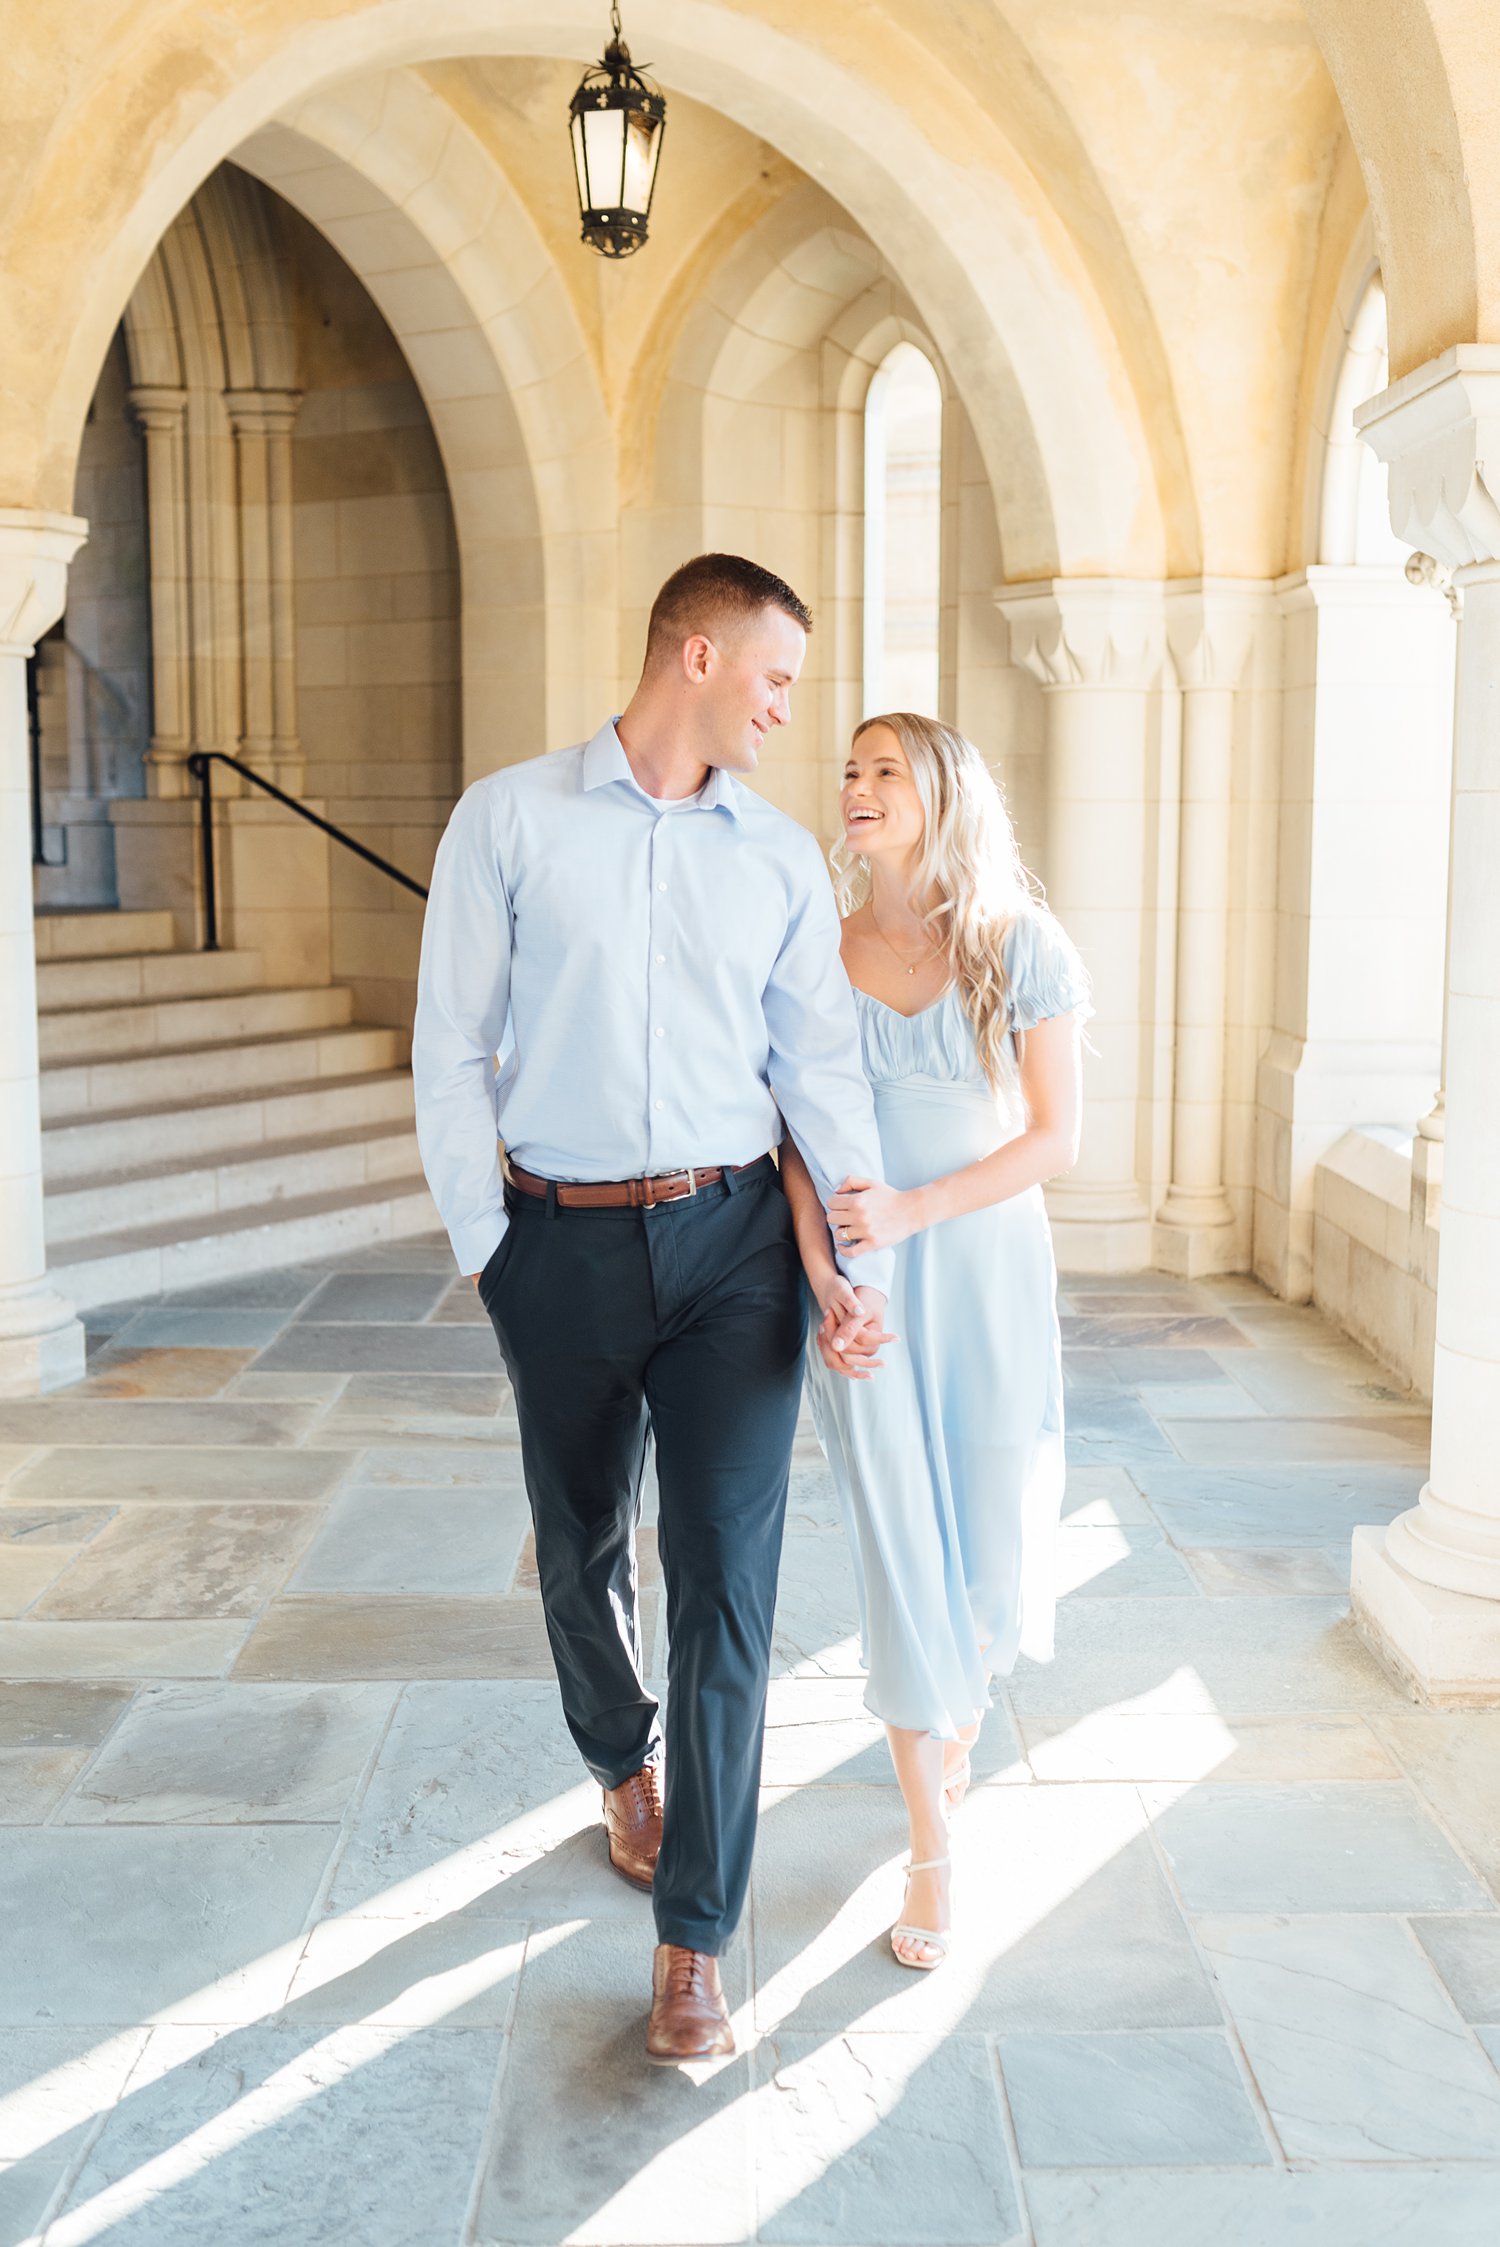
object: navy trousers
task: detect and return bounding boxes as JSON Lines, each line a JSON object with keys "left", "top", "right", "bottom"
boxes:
{"left": 478, "top": 1156, "right": 806, "bottom": 1954}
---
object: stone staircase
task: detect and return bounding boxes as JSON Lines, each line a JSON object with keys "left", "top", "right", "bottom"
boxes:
{"left": 35, "top": 909, "right": 436, "bottom": 1309}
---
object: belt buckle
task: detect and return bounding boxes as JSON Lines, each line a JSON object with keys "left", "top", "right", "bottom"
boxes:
{"left": 641, "top": 1165, "right": 695, "bottom": 1212}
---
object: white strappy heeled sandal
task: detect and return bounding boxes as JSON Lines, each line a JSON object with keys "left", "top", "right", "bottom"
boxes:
{"left": 891, "top": 1855, "right": 951, "bottom": 1970}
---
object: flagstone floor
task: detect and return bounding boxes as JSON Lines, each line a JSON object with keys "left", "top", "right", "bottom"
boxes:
{"left": 2, "top": 1244, "right": 1498, "bottom": 2245}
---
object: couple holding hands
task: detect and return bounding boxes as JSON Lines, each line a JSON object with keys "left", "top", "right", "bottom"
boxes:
{"left": 413, "top": 552, "right": 1087, "bottom": 2065}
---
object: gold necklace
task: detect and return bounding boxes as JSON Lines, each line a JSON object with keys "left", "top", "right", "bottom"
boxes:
{"left": 870, "top": 902, "right": 940, "bottom": 977}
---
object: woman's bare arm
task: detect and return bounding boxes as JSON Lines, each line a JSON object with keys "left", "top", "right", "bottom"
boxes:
{"left": 828, "top": 1011, "right": 1083, "bottom": 1254}
{"left": 779, "top": 1132, "right": 842, "bottom": 1308}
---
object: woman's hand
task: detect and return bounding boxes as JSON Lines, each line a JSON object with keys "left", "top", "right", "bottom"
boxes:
{"left": 827, "top": 1176, "right": 921, "bottom": 1257}
{"left": 814, "top": 1276, "right": 894, "bottom": 1381}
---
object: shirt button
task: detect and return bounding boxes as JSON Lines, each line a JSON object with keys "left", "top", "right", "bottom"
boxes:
{"left": 655, "top": 954, "right": 666, "bottom": 965}
{"left": 654, "top": 1026, "right": 665, "bottom": 1038}
{"left": 656, "top": 881, "right": 667, "bottom": 892}
{"left": 653, "top": 1099, "right": 664, "bottom": 1111}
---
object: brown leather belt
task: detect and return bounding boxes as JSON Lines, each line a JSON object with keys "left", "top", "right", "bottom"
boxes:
{"left": 507, "top": 1157, "right": 766, "bottom": 1211}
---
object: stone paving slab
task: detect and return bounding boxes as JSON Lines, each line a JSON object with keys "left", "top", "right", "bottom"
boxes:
{"left": 1, "top": 1446, "right": 350, "bottom": 1505}
{"left": 0, "top": 1543, "right": 71, "bottom": 1615}
{"left": 295, "top": 1272, "right": 451, "bottom": 1324}
{"left": 1019, "top": 1710, "right": 1400, "bottom": 1785}
{"left": 1410, "top": 1914, "right": 1500, "bottom": 2021}
{"left": 31, "top": 1502, "right": 314, "bottom": 1620}
{"left": 231, "top": 1593, "right": 570, "bottom": 1681}
{"left": 0, "top": 1618, "right": 250, "bottom": 1679}
{"left": 324, "top": 1680, "right": 623, "bottom": 1920}
{"left": 1369, "top": 1707, "right": 1500, "bottom": 1898}
{"left": 754, "top": 2031, "right": 1021, "bottom": 2244}
{"left": 1196, "top": 1914, "right": 1500, "bottom": 2159}
{"left": 1005, "top": 1596, "right": 1398, "bottom": 1715}
{"left": 289, "top": 1485, "right": 530, "bottom": 1596}
{"left": 474, "top": 1920, "right": 753, "bottom": 2246}
{"left": 1024, "top": 2165, "right": 1500, "bottom": 2246}
{"left": 0, "top": 1679, "right": 134, "bottom": 1821}
{"left": 0, "top": 2023, "right": 150, "bottom": 2247}
{"left": 1148, "top": 1781, "right": 1495, "bottom": 1913}
{"left": 998, "top": 2027, "right": 1271, "bottom": 2166}
{"left": 0, "top": 1827, "right": 337, "bottom": 2024}
{"left": 51, "top": 2023, "right": 504, "bottom": 2247}
{"left": 751, "top": 1784, "right": 1219, "bottom": 2035}
{"left": 68, "top": 1345, "right": 257, "bottom": 1399}
{"left": 1125, "top": 1462, "right": 1423, "bottom": 1546}
{"left": 280, "top": 1915, "right": 528, "bottom": 2029}
{"left": 59, "top": 1680, "right": 397, "bottom": 1824}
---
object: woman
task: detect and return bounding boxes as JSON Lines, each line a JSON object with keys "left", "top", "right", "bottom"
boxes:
{"left": 781, "top": 713, "right": 1088, "bottom": 1969}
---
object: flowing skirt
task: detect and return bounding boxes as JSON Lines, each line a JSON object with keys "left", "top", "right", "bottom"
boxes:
{"left": 804, "top": 1077, "right": 1064, "bottom": 1738}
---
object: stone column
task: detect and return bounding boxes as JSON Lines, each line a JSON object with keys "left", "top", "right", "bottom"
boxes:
{"left": 226, "top": 389, "right": 302, "bottom": 793}
{"left": 0, "top": 509, "right": 88, "bottom": 1395}
{"left": 1255, "top": 565, "right": 1453, "bottom": 1302}
{"left": 996, "top": 579, "right": 1166, "bottom": 1272}
{"left": 128, "top": 385, "right": 192, "bottom": 800}
{"left": 1351, "top": 348, "right": 1500, "bottom": 1700}
{"left": 1156, "top": 582, "right": 1267, "bottom": 1274}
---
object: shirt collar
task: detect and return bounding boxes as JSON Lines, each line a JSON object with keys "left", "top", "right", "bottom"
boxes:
{"left": 580, "top": 719, "right": 743, "bottom": 821}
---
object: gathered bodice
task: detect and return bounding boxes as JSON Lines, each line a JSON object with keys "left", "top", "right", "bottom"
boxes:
{"left": 853, "top": 986, "right": 988, "bottom": 1093}
{"left": 847, "top": 905, "right": 1093, "bottom": 1105}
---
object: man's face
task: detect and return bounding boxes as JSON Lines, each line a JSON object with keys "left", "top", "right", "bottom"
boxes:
{"left": 694, "top": 604, "right": 806, "bottom": 773}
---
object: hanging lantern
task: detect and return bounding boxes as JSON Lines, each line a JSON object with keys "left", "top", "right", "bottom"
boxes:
{"left": 568, "top": 4, "right": 667, "bottom": 259}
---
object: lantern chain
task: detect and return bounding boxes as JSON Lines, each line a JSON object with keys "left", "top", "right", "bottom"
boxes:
{"left": 610, "top": 3, "right": 623, "bottom": 44}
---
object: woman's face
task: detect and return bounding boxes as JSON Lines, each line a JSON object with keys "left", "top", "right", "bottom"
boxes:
{"left": 840, "top": 724, "right": 926, "bottom": 863}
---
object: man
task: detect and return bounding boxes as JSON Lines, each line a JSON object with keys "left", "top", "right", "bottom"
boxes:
{"left": 412, "top": 553, "right": 891, "bottom": 2064}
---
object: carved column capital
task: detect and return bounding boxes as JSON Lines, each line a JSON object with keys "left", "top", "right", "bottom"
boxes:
{"left": 224, "top": 388, "right": 303, "bottom": 439}
{"left": 994, "top": 578, "right": 1166, "bottom": 691}
{"left": 127, "top": 384, "right": 188, "bottom": 434}
{"left": 0, "top": 510, "right": 89, "bottom": 656}
{"left": 1355, "top": 347, "right": 1500, "bottom": 575}
{"left": 1164, "top": 578, "right": 1273, "bottom": 692}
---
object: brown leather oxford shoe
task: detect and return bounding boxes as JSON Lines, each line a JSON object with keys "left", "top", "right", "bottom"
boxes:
{"left": 645, "top": 1944, "right": 734, "bottom": 2064}
{"left": 602, "top": 1764, "right": 662, "bottom": 1890}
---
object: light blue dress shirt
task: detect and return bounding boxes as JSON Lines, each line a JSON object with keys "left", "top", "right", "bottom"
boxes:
{"left": 412, "top": 720, "right": 894, "bottom": 1297}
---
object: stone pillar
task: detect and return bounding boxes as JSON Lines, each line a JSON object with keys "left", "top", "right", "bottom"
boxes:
{"left": 226, "top": 389, "right": 302, "bottom": 793}
{"left": 996, "top": 580, "right": 1165, "bottom": 1272}
{"left": 1156, "top": 582, "right": 1267, "bottom": 1274}
{"left": 1351, "top": 348, "right": 1500, "bottom": 1700}
{"left": 0, "top": 509, "right": 88, "bottom": 1395}
{"left": 1408, "top": 552, "right": 1462, "bottom": 1238}
{"left": 128, "top": 385, "right": 192, "bottom": 799}
{"left": 1255, "top": 566, "right": 1453, "bottom": 1302}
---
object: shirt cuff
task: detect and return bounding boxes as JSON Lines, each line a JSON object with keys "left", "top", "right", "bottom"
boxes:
{"left": 839, "top": 1246, "right": 894, "bottom": 1301}
{"left": 448, "top": 1207, "right": 508, "bottom": 1278}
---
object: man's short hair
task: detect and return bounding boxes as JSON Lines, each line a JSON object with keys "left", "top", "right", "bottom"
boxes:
{"left": 644, "top": 553, "right": 813, "bottom": 671}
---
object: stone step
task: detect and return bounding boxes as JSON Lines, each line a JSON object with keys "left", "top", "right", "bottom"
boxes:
{"left": 35, "top": 947, "right": 267, "bottom": 1013}
{"left": 39, "top": 1023, "right": 410, "bottom": 1125}
{"left": 32, "top": 909, "right": 178, "bottom": 961}
{"left": 38, "top": 983, "right": 353, "bottom": 1065}
{"left": 42, "top": 1067, "right": 415, "bottom": 1183}
{"left": 45, "top": 1119, "right": 422, "bottom": 1244}
{"left": 50, "top": 1172, "right": 439, "bottom": 1310}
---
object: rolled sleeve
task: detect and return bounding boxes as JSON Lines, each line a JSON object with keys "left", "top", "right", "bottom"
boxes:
{"left": 764, "top": 841, "right": 895, "bottom": 1302}
{"left": 412, "top": 781, "right": 513, "bottom": 1275}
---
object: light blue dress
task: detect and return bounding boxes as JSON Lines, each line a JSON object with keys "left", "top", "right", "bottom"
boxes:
{"left": 804, "top": 908, "right": 1091, "bottom": 1740}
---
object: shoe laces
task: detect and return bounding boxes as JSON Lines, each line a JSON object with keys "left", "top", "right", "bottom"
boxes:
{"left": 626, "top": 1764, "right": 662, "bottom": 1821}
{"left": 662, "top": 1945, "right": 712, "bottom": 1999}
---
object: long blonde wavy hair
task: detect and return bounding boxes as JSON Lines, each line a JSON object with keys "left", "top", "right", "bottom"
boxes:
{"left": 832, "top": 712, "right": 1041, "bottom": 1093}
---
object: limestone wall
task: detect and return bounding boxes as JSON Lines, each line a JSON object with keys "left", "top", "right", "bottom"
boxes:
{"left": 283, "top": 199, "right": 459, "bottom": 1029}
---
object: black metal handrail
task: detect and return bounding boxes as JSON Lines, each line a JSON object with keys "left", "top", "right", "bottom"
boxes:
{"left": 186, "top": 749, "right": 429, "bottom": 952}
